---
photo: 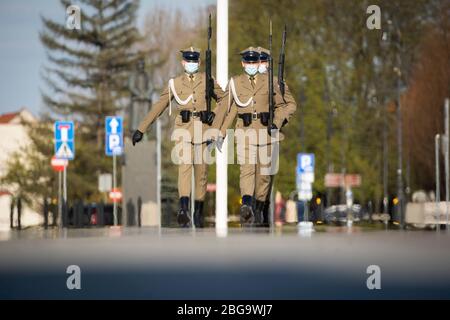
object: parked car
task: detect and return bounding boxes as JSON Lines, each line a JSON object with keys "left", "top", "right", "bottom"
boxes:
{"left": 323, "top": 204, "right": 366, "bottom": 224}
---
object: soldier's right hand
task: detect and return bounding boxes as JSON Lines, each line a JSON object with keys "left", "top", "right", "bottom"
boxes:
{"left": 132, "top": 130, "right": 144, "bottom": 146}
{"left": 216, "top": 136, "right": 225, "bottom": 152}
{"left": 206, "top": 139, "right": 215, "bottom": 152}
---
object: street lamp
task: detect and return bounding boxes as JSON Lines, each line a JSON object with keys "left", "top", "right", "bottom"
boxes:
{"left": 386, "top": 17, "right": 406, "bottom": 228}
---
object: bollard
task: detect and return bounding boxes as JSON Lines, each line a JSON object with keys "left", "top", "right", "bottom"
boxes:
{"left": 62, "top": 200, "right": 68, "bottom": 228}
{"left": 10, "top": 198, "right": 15, "bottom": 229}
{"left": 77, "top": 200, "right": 84, "bottom": 228}
{"left": 137, "top": 197, "right": 142, "bottom": 227}
{"left": 17, "top": 198, "right": 22, "bottom": 230}
{"left": 97, "top": 202, "right": 104, "bottom": 227}
{"left": 87, "top": 203, "right": 92, "bottom": 227}
{"left": 44, "top": 198, "right": 49, "bottom": 229}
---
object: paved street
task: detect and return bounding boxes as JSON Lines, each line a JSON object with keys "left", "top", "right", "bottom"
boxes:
{"left": 1, "top": 226, "right": 450, "bottom": 299}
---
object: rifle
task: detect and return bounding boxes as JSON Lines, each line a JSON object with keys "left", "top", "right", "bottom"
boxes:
{"left": 268, "top": 20, "right": 275, "bottom": 130}
{"left": 204, "top": 13, "right": 215, "bottom": 125}
{"left": 278, "top": 25, "right": 287, "bottom": 99}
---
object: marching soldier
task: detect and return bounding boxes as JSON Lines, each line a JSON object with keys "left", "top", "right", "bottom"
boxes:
{"left": 132, "top": 47, "right": 226, "bottom": 228}
{"left": 256, "top": 46, "right": 297, "bottom": 226}
{"left": 214, "top": 47, "right": 296, "bottom": 226}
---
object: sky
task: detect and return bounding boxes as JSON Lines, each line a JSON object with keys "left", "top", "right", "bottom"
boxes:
{"left": 0, "top": 0, "right": 215, "bottom": 116}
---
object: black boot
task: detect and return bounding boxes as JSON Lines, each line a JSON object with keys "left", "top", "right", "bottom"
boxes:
{"left": 177, "top": 197, "right": 191, "bottom": 227}
{"left": 193, "top": 200, "right": 204, "bottom": 228}
{"left": 254, "top": 200, "right": 265, "bottom": 226}
{"left": 262, "top": 200, "right": 270, "bottom": 227}
{"left": 240, "top": 195, "right": 254, "bottom": 226}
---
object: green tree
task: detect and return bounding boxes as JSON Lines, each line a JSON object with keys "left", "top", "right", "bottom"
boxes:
{"left": 40, "top": 0, "right": 145, "bottom": 201}
{"left": 228, "top": 0, "right": 440, "bottom": 212}
{"left": 2, "top": 0, "right": 147, "bottom": 206}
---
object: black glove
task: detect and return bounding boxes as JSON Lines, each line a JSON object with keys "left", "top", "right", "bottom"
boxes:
{"left": 132, "top": 130, "right": 143, "bottom": 146}
{"left": 216, "top": 136, "right": 225, "bottom": 152}
{"left": 206, "top": 111, "right": 215, "bottom": 125}
{"left": 268, "top": 123, "right": 278, "bottom": 137}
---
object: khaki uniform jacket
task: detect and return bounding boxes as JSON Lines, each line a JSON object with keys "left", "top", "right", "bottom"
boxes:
{"left": 215, "top": 73, "right": 297, "bottom": 145}
{"left": 137, "top": 72, "right": 226, "bottom": 144}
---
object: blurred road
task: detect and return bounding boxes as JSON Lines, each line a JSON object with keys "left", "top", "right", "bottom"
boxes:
{"left": 1, "top": 226, "right": 450, "bottom": 299}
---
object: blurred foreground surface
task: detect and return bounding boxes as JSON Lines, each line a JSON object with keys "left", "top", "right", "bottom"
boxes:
{"left": 0, "top": 226, "right": 450, "bottom": 299}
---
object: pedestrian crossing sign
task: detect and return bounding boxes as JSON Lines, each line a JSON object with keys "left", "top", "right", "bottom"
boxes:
{"left": 54, "top": 121, "right": 75, "bottom": 160}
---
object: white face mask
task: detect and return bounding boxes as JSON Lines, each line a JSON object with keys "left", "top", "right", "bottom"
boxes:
{"left": 244, "top": 64, "right": 258, "bottom": 76}
{"left": 258, "top": 64, "right": 267, "bottom": 74}
{"left": 184, "top": 62, "right": 199, "bottom": 74}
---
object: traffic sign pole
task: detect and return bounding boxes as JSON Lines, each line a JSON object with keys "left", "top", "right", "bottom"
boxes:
{"left": 436, "top": 134, "right": 441, "bottom": 230}
{"left": 156, "top": 119, "right": 162, "bottom": 227}
{"left": 54, "top": 121, "right": 75, "bottom": 229}
{"left": 445, "top": 98, "right": 449, "bottom": 230}
{"left": 63, "top": 165, "right": 67, "bottom": 206}
{"left": 58, "top": 170, "right": 62, "bottom": 227}
{"left": 105, "top": 116, "right": 123, "bottom": 227}
{"left": 113, "top": 154, "right": 117, "bottom": 226}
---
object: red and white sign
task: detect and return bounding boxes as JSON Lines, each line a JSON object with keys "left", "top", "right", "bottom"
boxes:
{"left": 345, "top": 174, "right": 362, "bottom": 187}
{"left": 324, "top": 173, "right": 343, "bottom": 187}
{"left": 206, "top": 183, "right": 216, "bottom": 192}
{"left": 51, "top": 156, "right": 68, "bottom": 172}
{"left": 109, "top": 188, "right": 122, "bottom": 202}
{"left": 325, "top": 173, "right": 361, "bottom": 187}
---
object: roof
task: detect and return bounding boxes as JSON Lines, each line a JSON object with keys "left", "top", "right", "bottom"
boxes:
{"left": 0, "top": 109, "right": 36, "bottom": 124}
{"left": 0, "top": 111, "right": 20, "bottom": 124}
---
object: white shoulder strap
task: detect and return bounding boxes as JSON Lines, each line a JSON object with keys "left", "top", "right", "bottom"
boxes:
{"left": 168, "top": 78, "right": 193, "bottom": 116}
{"left": 229, "top": 77, "right": 253, "bottom": 109}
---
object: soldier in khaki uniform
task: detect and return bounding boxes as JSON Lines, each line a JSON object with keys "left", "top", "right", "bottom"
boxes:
{"left": 132, "top": 47, "right": 226, "bottom": 228}
{"left": 214, "top": 47, "right": 296, "bottom": 226}
{"left": 256, "top": 46, "right": 297, "bottom": 226}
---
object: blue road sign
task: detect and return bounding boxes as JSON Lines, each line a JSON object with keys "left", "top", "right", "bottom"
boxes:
{"left": 105, "top": 116, "right": 123, "bottom": 156}
{"left": 297, "top": 153, "right": 315, "bottom": 173}
{"left": 296, "top": 153, "right": 315, "bottom": 200}
{"left": 54, "top": 121, "right": 75, "bottom": 160}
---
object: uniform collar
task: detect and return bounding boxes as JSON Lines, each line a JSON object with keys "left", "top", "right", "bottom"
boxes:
{"left": 240, "top": 73, "right": 266, "bottom": 93}
{"left": 182, "top": 72, "right": 203, "bottom": 89}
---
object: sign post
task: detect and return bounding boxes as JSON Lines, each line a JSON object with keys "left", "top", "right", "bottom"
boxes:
{"left": 54, "top": 121, "right": 75, "bottom": 228}
{"left": 297, "top": 153, "right": 315, "bottom": 231}
{"left": 105, "top": 116, "right": 123, "bottom": 226}
{"left": 51, "top": 156, "right": 68, "bottom": 227}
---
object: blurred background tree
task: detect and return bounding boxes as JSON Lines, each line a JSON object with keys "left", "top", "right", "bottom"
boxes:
{"left": 227, "top": 0, "right": 448, "bottom": 213}
{"left": 2, "top": 0, "right": 147, "bottom": 205}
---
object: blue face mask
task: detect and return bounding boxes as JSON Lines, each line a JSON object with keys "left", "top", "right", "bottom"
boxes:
{"left": 184, "top": 62, "right": 199, "bottom": 74}
{"left": 244, "top": 64, "right": 258, "bottom": 76}
{"left": 258, "top": 64, "right": 267, "bottom": 74}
